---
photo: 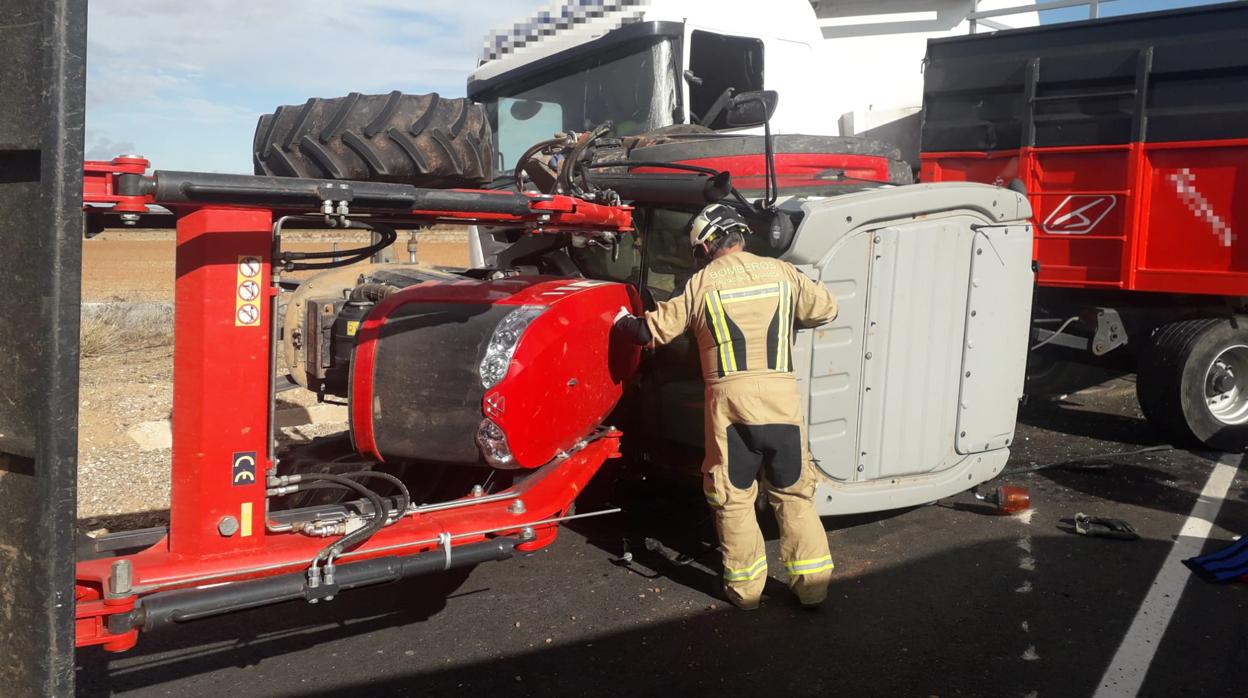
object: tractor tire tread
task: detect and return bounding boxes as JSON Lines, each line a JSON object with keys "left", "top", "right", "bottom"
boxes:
{"left": 254, "top": 92, "right": 492, "bottom": 187}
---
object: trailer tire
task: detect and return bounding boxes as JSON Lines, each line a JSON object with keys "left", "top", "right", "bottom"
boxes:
{"left": 254, "top": 92, "right": 494, "bottom": 187}
{"left": 1137, "top": 317, "right": 1248, "bottom": 452}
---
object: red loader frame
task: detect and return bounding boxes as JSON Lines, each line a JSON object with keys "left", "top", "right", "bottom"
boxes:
{"left": 75, "top": 157, "right": 635, "bottom": 652}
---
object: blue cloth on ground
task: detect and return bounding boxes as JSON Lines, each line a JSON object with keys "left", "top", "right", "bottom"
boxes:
{"left": 1185, "top": 535, "right": 1248, "bottom": 582}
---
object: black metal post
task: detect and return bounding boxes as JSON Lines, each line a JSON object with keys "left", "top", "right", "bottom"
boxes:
{"left": 0, "top": 0, "right": 87, "bottom": 694}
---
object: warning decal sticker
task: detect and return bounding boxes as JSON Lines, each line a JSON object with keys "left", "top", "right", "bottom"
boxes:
{"left": 232, "top": 451, "right": 257, "bottom": 486}
{"left": 235, "top": 256, "right": 263, "bottom": 327}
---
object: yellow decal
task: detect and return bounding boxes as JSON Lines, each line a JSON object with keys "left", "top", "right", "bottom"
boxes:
{"left": 240, "top": 502, "right": 253, "bottom": 537}
{"left": 346, "top": 320, "right": 360, "bottom": 336}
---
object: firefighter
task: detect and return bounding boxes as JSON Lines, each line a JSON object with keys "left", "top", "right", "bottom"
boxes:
{"left": 613, "top": 203, "right": 838, "bottom": 609}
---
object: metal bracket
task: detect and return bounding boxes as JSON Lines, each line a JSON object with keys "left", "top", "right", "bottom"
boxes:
{"left": 438, "top": 531, "right": 453, "bottom": 570}
{"left": 1089, "top": 307, "right": 1127, "bottom": 356}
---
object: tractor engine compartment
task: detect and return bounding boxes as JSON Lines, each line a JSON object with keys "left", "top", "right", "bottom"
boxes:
{"left": 286, "top": 269, "right": 641, "bottom": 469}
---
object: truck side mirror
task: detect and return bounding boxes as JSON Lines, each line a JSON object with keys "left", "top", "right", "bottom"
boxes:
{"left": 724, "top": 90, "right": 779, "bottom": 128}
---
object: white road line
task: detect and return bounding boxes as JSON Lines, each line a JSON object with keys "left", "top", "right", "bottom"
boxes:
{"left": 1093, "top": 452, "right": 1242, "bottom": 698}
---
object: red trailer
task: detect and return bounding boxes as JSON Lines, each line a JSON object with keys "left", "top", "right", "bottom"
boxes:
{"left": 920, "top": 2, "right": 1248, "bottom": 450}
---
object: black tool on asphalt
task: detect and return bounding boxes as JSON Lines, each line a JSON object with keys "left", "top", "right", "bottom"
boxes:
{"left": 1184, "top": 535, "right": 1248, "bottom": 582}
{"left": 1074, "top": 513, "right": 1139, "bottom": 541}
{"left": 611, "top": 538, "right": 660, "bottom": 579}
{"left": 643, "top": 537, "right": 701, "bottom": 566}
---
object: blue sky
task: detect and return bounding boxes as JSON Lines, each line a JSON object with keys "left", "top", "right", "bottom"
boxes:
{"left": 85, "top": 1, "right": 546, "bottom": 172}
{"left": 1041, "top": 0, "right": 1224, "bottom": 21}
{"left": 85, "top": 0, "right": 1227, "bottom": 173}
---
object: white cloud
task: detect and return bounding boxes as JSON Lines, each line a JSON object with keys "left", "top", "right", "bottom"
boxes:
{"left": 84, "top": 135, "right": 137, "bottom": 161}
{"left": 86, "top": 0, "right": 545, "bottom": 171}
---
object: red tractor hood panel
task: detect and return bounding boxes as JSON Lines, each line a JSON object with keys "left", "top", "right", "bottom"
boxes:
{"left": 351, "top": 276, "right": 641, "bottom": 468}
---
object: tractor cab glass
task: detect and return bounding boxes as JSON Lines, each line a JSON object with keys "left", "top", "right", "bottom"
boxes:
{"left": 685, "top": 31, "right": 765, "bottom": 130}
{"left": 483, "top": 38, "right": 679, "bottom": 174}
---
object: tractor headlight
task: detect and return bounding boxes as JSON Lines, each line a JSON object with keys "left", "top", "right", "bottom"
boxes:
{"left": 476, "top": 418, "right": 514, "bottom": 467}
{"left": 479, "top": 305, "right": 545, "bottom": 389}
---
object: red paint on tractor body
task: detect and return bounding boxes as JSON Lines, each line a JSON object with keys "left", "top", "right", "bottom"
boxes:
{"left": 486, "top": 278, "right": 641, "bottom": 468}
{"left": 351, "top": 277, "right": 641, "bottom": 468}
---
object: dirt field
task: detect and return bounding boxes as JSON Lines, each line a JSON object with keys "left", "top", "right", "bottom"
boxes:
{"left": 76, "top": 228, "right": 470, "bottom": 531}
{"left": 82, "top": 228, "right": 470, "bottom": 302}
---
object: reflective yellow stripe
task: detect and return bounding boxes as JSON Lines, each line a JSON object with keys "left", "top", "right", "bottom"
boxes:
{"left": 724, "top": 555, "right": 768, "bottom": 582}
{"left": 705, "top": 291, "right": 737, "bottom": 374}
{"left": 722, "top": 291, "right": 779, "bottom": 304}
{"left": 786, "top": 554, "right": 832, "bottom": 568}
{"left": 720, "top": 282, "right": 781, "bottom": 304}
{"left": 704, "top": 291, "right": 727, "bottom": 372}
{"left": 716, "top": 292, "right": 738, "bottom": 371}
{"left": 788, "top": 562, "right": 834, "bottom": 576}
{"left": 721, "top": 282, "right": 782, "bottom": 297}
{"left": 778, "top": 281, "right": 792, "bottom": 371}
{"left": 785, "top": 555, "right": 833, "bottom": 575}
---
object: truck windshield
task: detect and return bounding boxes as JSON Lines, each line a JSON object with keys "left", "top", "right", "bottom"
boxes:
{"left": 484, "top": 38, "right": 679, "bottom": 174}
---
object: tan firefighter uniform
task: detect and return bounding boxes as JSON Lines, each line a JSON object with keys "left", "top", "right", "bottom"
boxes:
{"left": 645, "top": 249, "right": 838, "bottom": 607}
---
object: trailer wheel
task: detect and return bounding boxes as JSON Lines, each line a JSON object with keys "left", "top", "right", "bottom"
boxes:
{"left": 254, "top": 92, "right": 493, "bottom": 187}
{"left": 1137, "top": 318, "right": 1248, "bottom": 451}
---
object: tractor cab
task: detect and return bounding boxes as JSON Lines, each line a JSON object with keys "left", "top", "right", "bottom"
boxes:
{"left": 467, "top": 1, "right": 824, "bottom": 177}
{"left": 467, "top": 0, "right": 1041, "bottom": 179}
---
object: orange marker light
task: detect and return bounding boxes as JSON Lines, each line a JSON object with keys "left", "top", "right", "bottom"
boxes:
{"left": 994, "top": 486, "right": 1031, "bottom": 514}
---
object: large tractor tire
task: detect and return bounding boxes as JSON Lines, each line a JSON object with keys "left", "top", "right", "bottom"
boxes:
{"left": 253, "top": 91, "right": 493, "bottom": 187}
{"left": 1137, "top": 317, "right": 1248, "bottom": 452}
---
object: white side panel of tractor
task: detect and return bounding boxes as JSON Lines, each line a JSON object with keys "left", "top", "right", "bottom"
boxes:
{"left": 857, "top": 221, "right": 973, "bottom": 481}
{"left": 794, "top": 235, "right": 871, "bottom": 484}
{"left": 782, "top": 183, "right": 1033, "bottom": 516}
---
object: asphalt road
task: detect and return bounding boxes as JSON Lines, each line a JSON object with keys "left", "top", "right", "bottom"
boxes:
{"left": 76, "top": 372, "right": 1248, "bottom": 697}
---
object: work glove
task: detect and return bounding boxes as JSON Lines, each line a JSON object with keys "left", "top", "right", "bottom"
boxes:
{"left": 612, "top": 306, "right": 651, "bottom": 345}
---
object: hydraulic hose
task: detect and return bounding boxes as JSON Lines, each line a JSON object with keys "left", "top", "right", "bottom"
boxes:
{"left": 347, "top": 283, "right": 399, "bottom": 303}
{"left": 559, "top": 122, "right": 612, "bottom": 196}
{"left": 279, "top": 221, "right": 398, "bottom": 272}
{"left": 341, "top": 470, "right": 412, "bottom": 516}
{"left": 513, "top": 137, "right": 566, "bottom": 192}
{"left": 292, "top": 473, "right": 389, "bottom": 566}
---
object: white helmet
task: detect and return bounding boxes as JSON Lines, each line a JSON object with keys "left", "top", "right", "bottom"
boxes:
{"left": 688, "top": 203, "right": 750, "bottom": 249}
